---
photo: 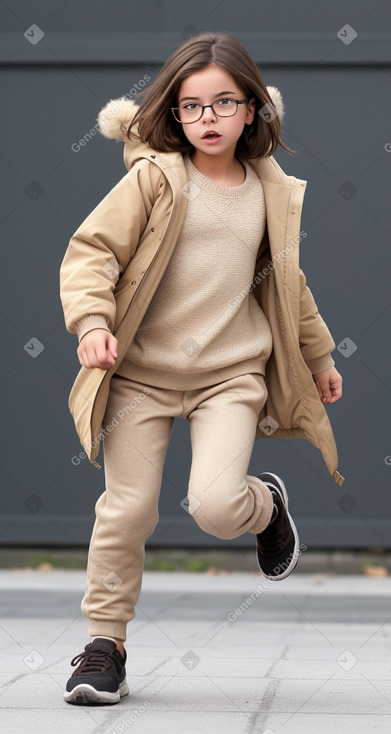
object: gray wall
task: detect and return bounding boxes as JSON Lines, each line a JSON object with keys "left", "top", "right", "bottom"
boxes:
{"left": 1, "top": 0, "right": 390, "bottom": 548}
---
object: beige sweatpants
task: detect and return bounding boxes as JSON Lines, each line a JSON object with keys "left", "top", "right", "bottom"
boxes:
{"left": 81, "top": 371, "right": 274, "bottom": 641}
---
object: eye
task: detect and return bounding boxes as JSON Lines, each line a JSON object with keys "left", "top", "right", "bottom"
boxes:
{"left": 216, "top": 98, "right": 235, "bottom": 106}
{"left": 182, "top": 103, "right": 200, "bottom": 111}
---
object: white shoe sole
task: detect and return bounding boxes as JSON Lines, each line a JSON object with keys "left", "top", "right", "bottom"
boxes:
{"left": 64, "top": 677, "right": 129, "bottom": 705}
{"left": 256, "top": 472, "right": 301, "bottom": 581}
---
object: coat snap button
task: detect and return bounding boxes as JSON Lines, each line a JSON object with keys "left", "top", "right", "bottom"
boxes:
{"left": 151, "top": 154, "right": 156, "bottom": 159}
{"left": 131, "top": 280, "right": 136, "bottom": 285}
{"left": 151, "top": 227, "right": 155, "bottom": 232}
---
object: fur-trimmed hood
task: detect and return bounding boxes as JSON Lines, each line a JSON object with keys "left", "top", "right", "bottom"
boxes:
{"left": 96, "top": 86, "right": 285, "bottom": 170}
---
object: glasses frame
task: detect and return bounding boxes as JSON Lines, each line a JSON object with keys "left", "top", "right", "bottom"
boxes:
{"left": 171, "top": 98, "right": 249, "bottom": 124}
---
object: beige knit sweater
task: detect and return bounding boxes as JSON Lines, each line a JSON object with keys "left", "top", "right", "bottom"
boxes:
{"left": 75, "top": 154, "right": 334, "bottom": 388}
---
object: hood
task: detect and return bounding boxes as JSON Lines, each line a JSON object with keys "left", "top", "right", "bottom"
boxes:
{"left": 96, "top": 86, "right": 285, "bottom": 171}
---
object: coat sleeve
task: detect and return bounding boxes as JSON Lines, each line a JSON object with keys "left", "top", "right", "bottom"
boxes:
{"left": 59, "top": 160, "right": 162, "bottom": 336}
{"left": 298, "top": 268, "right": 336, "bottom": 366}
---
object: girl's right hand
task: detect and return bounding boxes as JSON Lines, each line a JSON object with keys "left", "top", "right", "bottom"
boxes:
{"left": 77, "top": 329, "right": 118, "bottom": 370}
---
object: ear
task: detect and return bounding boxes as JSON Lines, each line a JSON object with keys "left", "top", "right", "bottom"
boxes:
{"left": 245, "top": 97, "right": 256, "bottom": 125}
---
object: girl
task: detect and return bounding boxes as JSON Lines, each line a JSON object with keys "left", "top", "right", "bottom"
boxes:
{"left": 60, "top": 32, "right": 343, "bottom": 705}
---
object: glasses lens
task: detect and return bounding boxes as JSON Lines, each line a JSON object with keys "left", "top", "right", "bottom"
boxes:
{"left": 177, "top": 104, "right": 201, "bottom": 122}
{"left": 213, "top": 98, "right": 237, "bottom": 116}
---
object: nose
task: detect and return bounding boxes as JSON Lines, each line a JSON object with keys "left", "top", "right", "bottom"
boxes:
{"left": 201, "top": 105, "right": 217, "bottom": 122}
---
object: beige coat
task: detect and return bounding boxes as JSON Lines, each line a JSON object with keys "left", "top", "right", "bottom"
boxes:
{"left": 59, "top": 87, "right": 345, "bottom": 485}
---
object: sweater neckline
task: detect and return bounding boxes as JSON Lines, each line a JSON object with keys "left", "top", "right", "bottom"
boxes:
{"left": 184, "top": 153, "right": 257, "bottom": 198}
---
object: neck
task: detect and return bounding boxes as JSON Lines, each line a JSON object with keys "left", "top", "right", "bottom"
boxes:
{"left": 189, "top": 149, "right": 245, "bottom": 185}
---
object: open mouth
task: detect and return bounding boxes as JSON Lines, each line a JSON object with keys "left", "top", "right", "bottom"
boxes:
{"left": 202, "top": 132, "right": 221, "bottom": 139}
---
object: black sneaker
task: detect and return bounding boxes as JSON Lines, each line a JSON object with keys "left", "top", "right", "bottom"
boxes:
{"left": 256, "top": 472, "right": 300, "bottom": 581}
{"left": 64, "top": 637, "right": 129, "bottom": 705}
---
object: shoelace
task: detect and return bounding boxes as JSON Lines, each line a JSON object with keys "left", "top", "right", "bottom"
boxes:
{"left": 71, "top": 646, "right": 123, "bottom": 674}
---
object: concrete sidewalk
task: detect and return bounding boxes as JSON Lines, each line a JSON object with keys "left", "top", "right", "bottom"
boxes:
{"left": 1, "top": 570, "right": 391, "bottom": 733}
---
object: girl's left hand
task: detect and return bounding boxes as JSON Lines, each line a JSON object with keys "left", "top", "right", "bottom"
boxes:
{"left": 312, "top": 366, "right": 343, "bottom": 404}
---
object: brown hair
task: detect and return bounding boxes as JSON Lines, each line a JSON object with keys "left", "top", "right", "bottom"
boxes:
{"left": 126, "top": 32, "right": 297, "bottom": 159}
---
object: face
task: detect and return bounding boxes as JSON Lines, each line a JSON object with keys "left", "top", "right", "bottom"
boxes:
{"left": 176, "top": 64, "right": 255, "bottom": 160}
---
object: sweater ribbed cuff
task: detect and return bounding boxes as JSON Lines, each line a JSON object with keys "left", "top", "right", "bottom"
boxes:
{"left": 75, "top": 314, "right": 111, "bottom": 343}
{"left": 247, "top": 475, "right": 274, "bottom": 534}
{"left": 305, "top": 353, "right": 335, "bottom": 375}
{"left": 87, "top": 618, "right": 128, "bottom": 642}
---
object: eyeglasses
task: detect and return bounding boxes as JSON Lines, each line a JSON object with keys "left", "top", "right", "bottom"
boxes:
{"left": 171, "top": 97, "right": 248, "bottom": 123}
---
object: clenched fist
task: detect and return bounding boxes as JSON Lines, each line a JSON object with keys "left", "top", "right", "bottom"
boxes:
{"left": 77, "top": 329, "right": 118, "bottom": 370}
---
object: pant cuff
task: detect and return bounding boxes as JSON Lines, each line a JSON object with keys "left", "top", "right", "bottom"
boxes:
{"left": 87, "top": 619, "right": 127, "bottom": 642}
{"left": 246, "top": 475, "right": 274, "bottom": 535}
